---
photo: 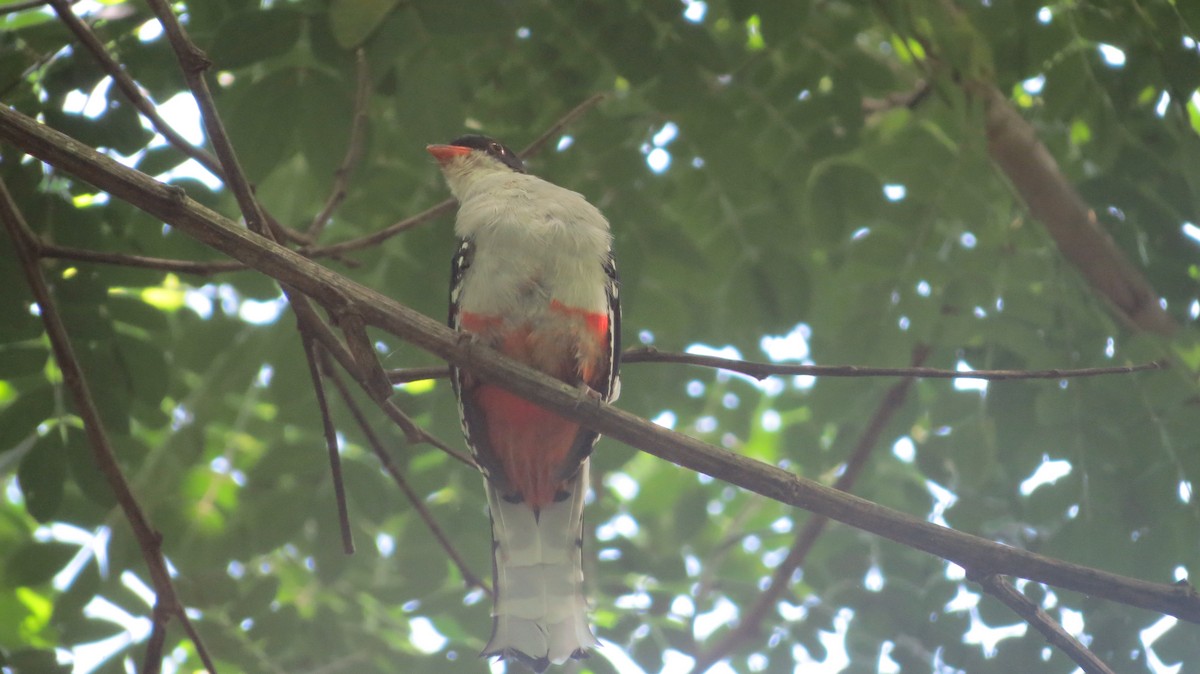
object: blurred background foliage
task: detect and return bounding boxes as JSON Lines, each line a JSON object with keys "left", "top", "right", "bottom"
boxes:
{"left": 1, "top": 0, "right": 1199, "bottom": 672}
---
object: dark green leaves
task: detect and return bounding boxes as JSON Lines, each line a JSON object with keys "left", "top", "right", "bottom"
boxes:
{"left": 330, "top": 0, "right": 402, "bottom": 48}
{"left": 2, "top": 2, "right": 1199, "bottom": 674}
{"left": 0, "top": 387, "right": 53, "bottom": 454}
{"left": 4, "top": 542, "right": 76, "bottom": 588}
{"left": 17, "top": 434, "right": 68, "bottom": 523}
{"left": 209, "top": 9, "right": 304, "bottom": 71}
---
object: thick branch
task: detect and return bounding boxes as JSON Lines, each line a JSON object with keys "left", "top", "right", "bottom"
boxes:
{"left": 980, "top": 84, "right": 1176, "bottom": 335}
{"left": 3, "top": 104, "right": 1196, "bottom": 624}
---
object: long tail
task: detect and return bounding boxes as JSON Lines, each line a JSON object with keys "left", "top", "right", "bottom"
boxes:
{"left": 482, "top": 460, "right": 598, "bottom": 672}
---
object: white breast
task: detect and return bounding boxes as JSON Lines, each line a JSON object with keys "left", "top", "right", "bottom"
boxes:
{"left": 456, "top": 172, "right": 612, "bottom": 317}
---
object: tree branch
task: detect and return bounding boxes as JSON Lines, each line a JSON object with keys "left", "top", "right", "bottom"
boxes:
{"left": 882, "top": 0, "right": 1178, "bottom": 337}
{"left": 41, "top": 242, "right": 246, "bottom": 274}
{"left": 388, "top": 348, "right": 1165, "bottom": 384}
{"left": 320, "top": 355, "right": 491, "bottom": 594}
{"left": 0, "top": 175, "right": 218, "bottom": 673}
{"left": 3, "top": 105, "right": 1196, "bottom": 624}
{"left": 978, "top": 83, "right": 1177, "bottom": 335}
{"left": 517, "top": 92, "right": 607, "bottom": 158}
{"left": 974, "top": 573, "right": 1116, "bottom": 674}
{"left": 307, "top": 49, "right": 371, "bottom": 240}
{"left": 299, "top": 92, "right": 607, "bottom": 257}
{"left": 143, "top": 0, "right": 267, "bottom": 238}
{"left": 690, "top": 344, "right": 931, "bottom": 672}
{"left": 302, "top": 335, "right": 355, "bottom": 555}
{"left": 48, "top": 0, "right": 223, "bottom": 176}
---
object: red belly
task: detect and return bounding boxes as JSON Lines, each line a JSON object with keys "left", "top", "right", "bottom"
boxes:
{"left": 460, "top": 305, "right": 609, "bottom": 509}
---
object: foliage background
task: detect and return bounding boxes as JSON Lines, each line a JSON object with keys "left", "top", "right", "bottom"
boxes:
{"left": 2, "top": 0, "right": 1200, "bottom": 672}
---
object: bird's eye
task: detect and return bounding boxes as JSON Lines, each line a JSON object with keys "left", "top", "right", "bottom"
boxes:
{"left": 489, "top": 142, "right": 503, "bottom": 154}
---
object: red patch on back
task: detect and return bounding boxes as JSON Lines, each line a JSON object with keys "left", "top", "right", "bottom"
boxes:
{"left": 472, "top": 385, "right": 580, "bottom": 509}
{"left": 460, "top": 311, "right": 502, "bottom": 332}
{"left": 549, "top": 300, "right": 609, "bottom": 339}
{"left": 457, "top": 303, "right": 609, "bottom": 508}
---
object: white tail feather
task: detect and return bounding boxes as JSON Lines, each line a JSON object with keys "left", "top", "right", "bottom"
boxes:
{"left": 483, "top": 461, "right": 598, "bottom": 671}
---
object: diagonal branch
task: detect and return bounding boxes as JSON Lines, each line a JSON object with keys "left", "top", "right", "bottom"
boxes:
{"left": 307, "top": 49, "right": 371, "bottom": 240}
{"left": 974, "top": 573, "right": 1115, "bottom": 674}
{"left": 979, "top": 83, "right": 1176, "bottom": 336}
{"left": 690, "top": 344, "right": 930, "bottom": 672}
{"left": 517, "top": 92, "right": 607, "bottom": 158}
{"left": 300, "top": 92, "right": 607, "bottom": 257}
{"left": 878, "top": 0, "right": 1178, "bottom": 337}
{"left": 48, "top": 0, "right": 222, "bottom": 176}
{"left": 320, "top": 354, "right": 491, "bottom": 595}
{"left": 0, "top": 176, "right": 218, "bottom": 674}
{"left": 302, "top": 335, "right": 355, "bottom": 555}
{"left": 143, "top": 0, "right": 267, "bottom": 239}
{"left": 2, "top": 102, "right": 1198, "bottom": 624}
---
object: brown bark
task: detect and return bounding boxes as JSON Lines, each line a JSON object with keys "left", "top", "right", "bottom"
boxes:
{"left": 980, "top": 84, "right": 1177, "bottom": 335}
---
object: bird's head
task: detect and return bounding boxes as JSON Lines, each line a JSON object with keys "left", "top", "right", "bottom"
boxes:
{"left": 427, "top": 135, "right": 527, "bottom": 199}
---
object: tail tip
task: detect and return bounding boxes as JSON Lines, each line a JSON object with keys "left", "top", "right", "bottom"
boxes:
{"left": 480, "top": 644, "right": 593, "bottom": 673}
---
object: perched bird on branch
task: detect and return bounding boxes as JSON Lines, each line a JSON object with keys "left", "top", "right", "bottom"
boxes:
{"left": 428, "top": 135, "right": 620, "bottom": 672}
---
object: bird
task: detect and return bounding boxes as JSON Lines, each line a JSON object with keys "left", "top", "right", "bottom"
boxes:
{"left": 427, "top": 134, "right": 620, "bottom": 672}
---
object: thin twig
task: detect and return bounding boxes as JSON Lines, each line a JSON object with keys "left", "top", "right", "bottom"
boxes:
{"left": 48, "top": 0, "right": 222, "bottom": 176}
{"left": 691, "top": 345, "right": 931, "bottom": 672}
{"left": 303, "top": 199, "right": 456, "bottom": 257}
{"left": 321, "top": 354, "right": 491, "bottom": 594}
{"left": 307, "top": 49, "right": 371, "bottom": 239}
{"left": 0, "top": 176, "right": 218, "bottom": 673}
{"left": 517, "top": 92, "right": 608, "bottom": 158}
{"left": 388, "top": 348, "right": 1165, "bottom": 384}
{"left": 288, "top": 293, "right": 363, "bottom": 387}
{"left": 387, "top": 365, "right": 450, "bottom": 384}
{"left": 303, "top": 92, "right": 608, "bottom": 257}
{"left": 291, "top": 291, "right": 474, "bottom": 465}
{"left": 622, "top": 347, "right": 1166, "bottom": 381}
{"left": 41, "top": 242, "right": 245, "bottom": 274}
{"left": 379, "top": 398, "right": 475, "bottom": 467}
{"left": 302, "top": 335, "right": 355, "bottom": 554}
{"left": 975, "top": 574, "right": 1116, "bottom": 674}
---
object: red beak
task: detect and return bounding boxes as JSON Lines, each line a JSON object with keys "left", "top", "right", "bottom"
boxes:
{"left": 426, "top": 144, "right": 472, "bottom": 165}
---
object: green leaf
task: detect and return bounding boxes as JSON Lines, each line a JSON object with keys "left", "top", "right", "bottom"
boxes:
{"left": 0, "top": 344, "right": 48, "bottom": 379}
{"left": 62, "top": 426, "right": 116, "bottom": 509}
{"left": 0, "top": 387, "right": 54, "bottom": 454}
{"left": 222, "top": 69, "right": 306, "bottom": 182}
{"left": 4, "top": 542, "right": 76, "bottom": 588}
{"left": 17, "top": 433, "right": 68, "bottom": 523}
{"left": 329, "top": 0, "right": 401, "bottom": 48}
{"left": 209, "top": 8, "right": 304, "bottom": 71}
{"left": 1, "top": 648, "right": 72, "bottom": 674}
